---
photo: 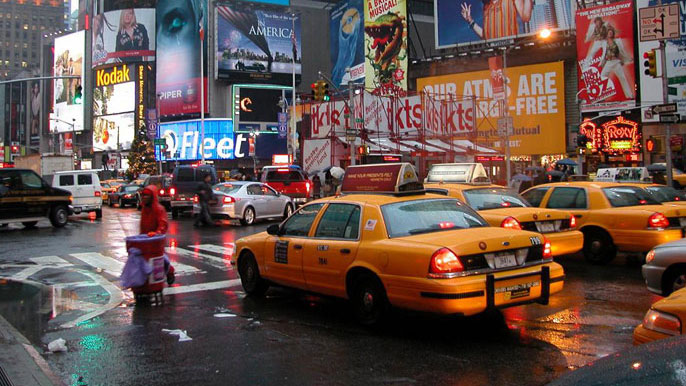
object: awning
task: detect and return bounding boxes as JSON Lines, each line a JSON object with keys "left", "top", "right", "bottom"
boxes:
{"left": 370, "top": 138, "right": 415, "bottom": 152}
{"left": 398, "top": 140, "right": 446, "bottom": 153}
{"left": 452, "top": 140, "right": 498, "bottom": 154}
{"left": 425, "top": 139, "right": 467, "bottom": 153}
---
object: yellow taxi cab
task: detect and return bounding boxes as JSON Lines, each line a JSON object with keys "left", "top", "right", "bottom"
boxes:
{"left": 522, "top": 182, "right": 686, "bottom": 264}
{"left": 101, "top": 179, "right": 125, "bottom": 201}
{"left": 638, "top": 184, "right": 686, "bottom": 207}
{"left": 633, "top": 287, "right": 685, "bottom": 344}
{"left": 424, "top": 163, "right": 583, "bottom": 257}
{"left": 231, "top": 163, "right": 565, "bottom": 325}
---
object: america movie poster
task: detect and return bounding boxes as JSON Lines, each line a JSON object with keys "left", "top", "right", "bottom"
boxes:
{"left": 576, "top": 0, "right": 635, "bottom": 111}
{"left": 364, "top": 0, "right": 407, "bottom": 95}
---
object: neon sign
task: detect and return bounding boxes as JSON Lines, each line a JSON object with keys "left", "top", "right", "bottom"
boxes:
{"left": 579, "top": 116, "right": 641, "bottom": 154}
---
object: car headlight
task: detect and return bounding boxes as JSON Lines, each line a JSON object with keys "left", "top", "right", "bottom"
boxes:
{"left": 642, "top": 309, "right": 681, "bottom": 336}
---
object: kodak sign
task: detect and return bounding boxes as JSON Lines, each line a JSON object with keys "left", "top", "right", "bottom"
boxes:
{"left": 96, "top": 65, "right": 131, "bottom": 87}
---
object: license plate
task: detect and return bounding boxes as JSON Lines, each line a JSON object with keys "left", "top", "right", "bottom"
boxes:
{"left": 536, "top": 221, "right": 555, "bottom": 233}
{"left": 680, "top": 218, "right": 686, "bottom": 227}
{"left": 492, "top": 252, "right": 517, "bottom": 268}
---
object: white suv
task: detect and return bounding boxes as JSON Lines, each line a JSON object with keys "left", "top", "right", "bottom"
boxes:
{"left": 47, "top": 171, "right": 103, "bottom": 218}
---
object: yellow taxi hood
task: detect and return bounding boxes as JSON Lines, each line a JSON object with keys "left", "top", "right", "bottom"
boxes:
{"left": 479, "top": 207, "right": 570, "bottom": 222}
{"left": 651, "top": 288, "right": 686, "bottom": 320}
{"left": 395, "top": 227, "right": 543, "bottom": 256}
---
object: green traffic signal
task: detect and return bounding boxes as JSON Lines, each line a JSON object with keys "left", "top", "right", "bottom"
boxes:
{"left": 73, "top": 86, "right": 83, "bottom": 104}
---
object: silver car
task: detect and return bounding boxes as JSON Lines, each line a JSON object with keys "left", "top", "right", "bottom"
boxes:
{"left": 193, "top": 182, "right": 294, "bottom": 226}
{"left": 643, "top": 238, "right": 686, "bottom": 296}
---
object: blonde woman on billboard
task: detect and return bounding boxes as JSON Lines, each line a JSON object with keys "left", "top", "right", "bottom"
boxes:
{"left": 460, "top": 0, "right": 533, "bottom": 40}
{"left": 583, "top": 16, "right": 608, "bottom": 69}
{"left": 600, "top": 26, "right": 633, "bottom": 99}
{"left": 116, "top": 9, "right": 149, "bottom": 63}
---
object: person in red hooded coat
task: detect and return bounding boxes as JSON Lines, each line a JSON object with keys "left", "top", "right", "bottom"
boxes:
{"left": 139, "top": 185, "right": 174, "bottom": 283}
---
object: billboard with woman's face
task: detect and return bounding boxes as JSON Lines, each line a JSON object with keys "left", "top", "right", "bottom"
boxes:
{"left": 92, "top": 8, "right": 155, "bottom": 68}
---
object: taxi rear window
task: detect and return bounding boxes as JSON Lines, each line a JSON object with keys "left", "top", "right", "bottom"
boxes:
{"left": 603, "top": 186, "right": 661, "bottom": 207}
{"left": 646, "top": 186, "right": 686, "bottom": 203}
{"left": 463, "top": 188, "right": 530, "bottom": 210}
{"left": 381, "top": 199, "right": 487, "bottom": 238}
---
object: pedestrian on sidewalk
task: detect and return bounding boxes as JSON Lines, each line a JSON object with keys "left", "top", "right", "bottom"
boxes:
{"left": 194, "top": 173, "right": 216, "bottom": 227}
{"left": 139, "top": 184, "right": 174, "bottom": 284}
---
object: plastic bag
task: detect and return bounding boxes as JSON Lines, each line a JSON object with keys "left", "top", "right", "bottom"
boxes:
{"left": 120, "top": 247, "right": 152, "bottom": 288}
{"left": 48, "top": 338, "right": 67, "bottom": 352}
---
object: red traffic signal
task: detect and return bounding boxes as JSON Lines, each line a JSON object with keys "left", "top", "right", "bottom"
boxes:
{"left": 10, "top": 145, "right": 19, "bottom": 153}
{"left": 646, "top": 138, "right": 656, "bottom": 152}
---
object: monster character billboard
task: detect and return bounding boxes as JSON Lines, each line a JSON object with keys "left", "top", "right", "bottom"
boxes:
{"left": 364, "top": 0, "right": 407, "bottom": 95}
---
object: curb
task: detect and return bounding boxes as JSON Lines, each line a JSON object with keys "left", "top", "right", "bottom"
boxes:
{"left": 0, "top": 314, "right": 64, "bottom": 386}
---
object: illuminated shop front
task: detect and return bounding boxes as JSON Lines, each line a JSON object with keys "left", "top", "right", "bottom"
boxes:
{"left": 580, "top": 110, "right": 643, "bottom": 171}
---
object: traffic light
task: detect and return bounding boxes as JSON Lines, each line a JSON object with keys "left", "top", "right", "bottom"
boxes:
{"left": 10, "top": 145, "right": 19, "bottom": 153}
{"left": 312, "top": 80, "right": 327, "bottom": 101}
{"left": 643, "top": 50, "right": 658, "bottom": 78}
{"left": 322, "top": 83, "right": 330, "bottom": 101}
{"left": 73, "top": 85, "right": 83, "bottom": 104}
{"left": 356, "top": 145, "right": 369, "bottom": 155}
{"left": 310, "top": 82, "right": 318, "bottom": 100}
{"left": 646, "top": 137, "right": 656, "bottom": 153}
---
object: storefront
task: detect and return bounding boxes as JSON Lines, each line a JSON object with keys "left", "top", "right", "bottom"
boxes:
{"left": 580, "top": 110, "right": 643, "bottom": 172}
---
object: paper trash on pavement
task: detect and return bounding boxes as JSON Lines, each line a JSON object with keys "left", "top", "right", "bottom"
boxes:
{"left": 162, "top": 329, "right": 192, "bottom": 342}
{"left": 48, "top": 338, "right": 68, "bottom": 352}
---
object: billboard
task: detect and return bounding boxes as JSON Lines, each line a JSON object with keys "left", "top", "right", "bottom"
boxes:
{"left": 434, "top": 0, "right": 574, "bottom": 49}
{"left": 637, "top": 0, "right": 686, "bottom": 121}
{"left": 580, "top": 110, "right": 641, "bottom": 154}
{"left": 330, "top": 0, "right": 364, "bottom": 86}
{"left": 156, "top": 119, "right": 252, "bottom": 161}
{"left": 51, "top": 30, "right": 85, "bottom": 133}
{"left": 237, "top": 87, "right": 283, "bottom": 123}
{"left": 576, "top": 0, "right": 635, "bottom": 111}
{"left": 92, "top": 8, "right": 155, "bottom": 68}
{"left": 156, "top": 0, "right": 208, "bottom": 117}
{"left": 93, "top": 113, "right": 135, "bottom": 152}
{"left": 215, "top": 6, "right": 301, "bottom": 84}
{"left": 417, "top": 62, "right": 566, "bottom": 156}
{"left": 364, "top": 0, "right": 407, "bottom": 95}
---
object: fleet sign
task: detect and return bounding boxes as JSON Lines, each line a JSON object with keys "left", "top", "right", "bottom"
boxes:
{"left": 156, "top": 119, "right": 250, "bottom": 161}
{"left": 96, "top": 65, "right": 131, "bottom": 87}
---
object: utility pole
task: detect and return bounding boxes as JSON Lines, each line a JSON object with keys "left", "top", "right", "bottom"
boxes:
{"left": 660, "top": 40, "right": 674, "bottom": 186}
{"left": 156, "top": 92, "right": 162, "bottom": 175}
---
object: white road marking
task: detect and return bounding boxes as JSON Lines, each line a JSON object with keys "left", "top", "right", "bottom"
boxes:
{"left": 12, "top": 266, "right": 47, "bottom": 280}
{"left": 168, "top": 247, "right": 232, "bottom": 271}
{"left": 164, "top": 279, "right": 242, "bottom": 295}
{"left": 59, "top": 268, "right": 124, "bottom": 329}
{"left": 187, "top": 244, "right": 235, "bottom": 256}
{"left": 70, "top": 252, "right": 124, "bottom": 277}
{"left": 671, "top": 360, "right": 686, "bottom": 386}
{"left": 30, "top": 255, "right": 71, "bottom": 266}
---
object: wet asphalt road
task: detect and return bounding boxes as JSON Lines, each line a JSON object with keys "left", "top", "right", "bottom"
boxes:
{"left": 0, "top": 207, "right": 665, "bottom": 386}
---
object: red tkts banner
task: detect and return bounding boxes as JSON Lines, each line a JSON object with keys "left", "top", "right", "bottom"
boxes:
{"left": 576, "top": 0, "right": 635, "bottom": 111}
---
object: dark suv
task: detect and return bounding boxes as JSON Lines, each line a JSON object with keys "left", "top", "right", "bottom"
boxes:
{"left": 0, "top": 168, "right": 72, "bottom": 228}
{"left": 136, "top": 175, "right": 173, "bottom": 210}
{"left": 170, "top": 165, "right": 217, "bottom": 218}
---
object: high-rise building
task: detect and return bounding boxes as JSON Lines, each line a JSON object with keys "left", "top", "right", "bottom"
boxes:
{"left": 0, "top": 0, "right": 69, "bottom": 80}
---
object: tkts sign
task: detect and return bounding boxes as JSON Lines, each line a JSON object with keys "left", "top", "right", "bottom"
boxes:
{"left": 580, "top": 111, "right": 641, "bottom": 154}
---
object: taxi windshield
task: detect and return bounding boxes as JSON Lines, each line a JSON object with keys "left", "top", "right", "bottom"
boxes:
{"left": 602, "top": 186, "right": 661, "bottom": 207}
{"left": 645, "top": 186, "right": 686, "bottom": 203}
{"left": 462, "top": 188, "right": 530, "bottom": 210}
{"left": 381, "top": 199, "right": 488, "bottom": 238}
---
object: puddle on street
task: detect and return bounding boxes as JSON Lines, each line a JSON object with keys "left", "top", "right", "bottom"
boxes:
{"left": 0, "top": 279, "right": 81, "bottom": 345}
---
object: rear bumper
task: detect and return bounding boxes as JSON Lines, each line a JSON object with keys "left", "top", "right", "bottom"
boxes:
{"left": 71, "top": 204, "right": 101, "bottom": 214}
{"left": 642, "top": 264, "right": 666, "bottom": 295}
{"left": 612, "top": 229, "right": 683, "bottom": 252}
{"left": 386, "top": 262, "right": 564, "bottom": 316}
{"left": 171, "top": 199, "right": 193, "bottom": 209}
{"left": 546, "top": 230, "right": 584, "bottom": 256}
{"left": 633, "top": 324, "right": 672, "bottom": 345}
{"left": 192, "top": 203, "right": 239, "bottom": 219}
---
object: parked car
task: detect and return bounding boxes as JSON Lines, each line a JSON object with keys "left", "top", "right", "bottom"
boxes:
{"left": 46, "top": 170, "right": 102, "bottom": 218}
{"left": 108, "top": 184, "right": 142, "bottom": 208}
{"left": 170, "top": 165, "right": 217, "bottom": 219}
{"left": 193, "top": 181, "right": 293, "bottom": 225}
{"left": 260, "top": 165, "right": 312, "bottom": 205}
{"left": 633, "top": 288, "right": 685, "bottom": 344}
{"left": 136, "top": 175, "right": 173, "bottom": 210}
{"left": 0, "top": 168, "right": 72, "bottom": 228}
{"left": 643, "top": 238, "right": 686, "bottom": 296}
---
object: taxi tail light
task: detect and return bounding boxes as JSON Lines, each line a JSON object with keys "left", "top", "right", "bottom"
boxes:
{"left": 170, "top": 187, "right": 176, "bottom": 197}
{"left": 569, "top": 215, "right": 577, "bottom": 229}
{"left": 543, "top": 237, "right": 552, "bottom": 259}
{"left": 648, "top": 213, "right": 669, "bottom": 229}
{"left": 429, "top": 248, "right": 464, "bottom": 276}
{"left": 192, "top": 195, "right": 198, "bottom": 204}
{"left": 643, "top": 309, "right": 681, "bottom": 336}
{"left": 94, "top": 191, "right": 101, "bottom": 197}
{"left": 223, "top": 196, "right": 236, "bottom": 204}
{"left": 646, "top": 249, "right": 656, "bottom": 264}
{"left": 159, "top": 189, "right": 165, "bottom": 196}
{"left": 500, "top": 216, "right": 522, "bottom": 230}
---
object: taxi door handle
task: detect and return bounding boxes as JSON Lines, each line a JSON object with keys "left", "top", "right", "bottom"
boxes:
{"left": 340, "top": 248, "right": 351, "bottom": 254}
{"left": 294, "top": 244, "right": 303, "bottom": 250}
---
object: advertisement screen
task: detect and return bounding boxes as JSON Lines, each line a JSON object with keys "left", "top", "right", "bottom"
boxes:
{"left": 330, "top": 0, "right": 364, "bottom": 86}
{"left": 215, "top": 6, "right": 302, "bottom": 84}
{"left": 156, "top": 0, "right": 208, "bottom": 117}
{"left": 238, "top": 87, "right": 283, "bottom": 123}
{"left": 93, "top": 113, "right": 135, "bottom": 152}
{"left": 51, "top": 31, "right": 85, "bottom": 133}
{"left": 417, "top": 62, "right": 566, "bottom": 156}
{"left": 576, "top": 0, "right": 635, "bottom": 111}
{"left": 637, "top": 0, "right": 686, "bottom": 121}
{"left": 364, "top": 0, "right": 407, "bottom": 95}
{"left": 92, "top": 8, "right": 155, "bottom": 68}
{"left": 103, "top": 0, "right": 156, "bottom": 12}
{"left": 434, "top": 0, "right": 574, "bottom": 49}
{"left": 93, "top": 81, "right": 135, "bottom": 116}
{"left": 156, "top": 119, "right": 252, "bottom": 161}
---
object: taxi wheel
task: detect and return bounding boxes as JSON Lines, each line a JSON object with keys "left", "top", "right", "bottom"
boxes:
{"left": 663, "top": 267, "right": 686, "bottom": 296}
{"left": 351, "top": 274, "right": 388, "bottom": 326}
{"left": 583, "top": 230, "right": 616, "bottom": 265}
{"left": 283, "top": 204, "right": 293, "bottom": 220}
{"left": 238, "top": 253, "right": 269, "bottom": 297}
{"left": 50, "top": 205, "right": 69, "bottom": 227}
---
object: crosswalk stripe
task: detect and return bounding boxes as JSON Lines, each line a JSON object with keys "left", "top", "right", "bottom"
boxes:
{"left": 187, "top": 244, "right": 235, "bottom": 257}
{"left": 30, "top": 255, "right": 70, "bottom": 266}
{"left": 164, "top": 279, "right": 242, "bottom": 295}
{"left": 167, "top": 247, "right": 233, "bottom": 271}
{"left": 70, "top": 252, "right": 124, "bottom": 277}
{"left": 12, "top": 266, "right": 46, "bottom": 280}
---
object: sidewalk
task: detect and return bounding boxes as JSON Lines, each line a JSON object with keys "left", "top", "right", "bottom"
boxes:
{"left": 0, "top": 314, "right": 62, "bottom": 386}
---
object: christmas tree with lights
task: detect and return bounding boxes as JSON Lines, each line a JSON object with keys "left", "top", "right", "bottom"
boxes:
{"left": 126, "top": 133, "right": 156, "bottom": 180}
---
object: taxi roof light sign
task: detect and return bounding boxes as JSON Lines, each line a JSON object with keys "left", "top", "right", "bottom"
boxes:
{"left": 341, "top": 163, "right": 423, "bottom": 194}
{"left": 594, "top": 167, "right": 653, "bottom": 183}
{"left": 426, "top": 163, "right": 491, "bottom": 184}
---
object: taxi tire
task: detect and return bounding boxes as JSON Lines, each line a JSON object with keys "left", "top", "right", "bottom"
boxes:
{"left": 283, "top": 204, "right": 293, "bottom": 220}
{"left": 662, "top": 265, "right": 686, "bottom": 296}
{"left": 50, "top": 205, "right": 69, "bottom": 228}
{"left": 95, "top": 209, "right": 102, "bottom": 219}
{"left": 22, "top": 221, "right": 38, "bottom": 228}
{"left": 582, "top": 229, "right": 616, "bottom": 265}
{"left": 238, "top": 253, "right": 269, "bottom": 297}
{"left": 351, "top": 273, "right": 388, "bottom": 326}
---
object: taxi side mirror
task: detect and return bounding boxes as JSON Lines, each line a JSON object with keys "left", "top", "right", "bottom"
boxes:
{"left": 267, "top": 224, "right": 280, "bottom": 236}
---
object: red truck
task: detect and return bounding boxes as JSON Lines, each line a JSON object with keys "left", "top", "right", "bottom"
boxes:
{"left": 260, "top": 165, "right": 312, "bottom": 205}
